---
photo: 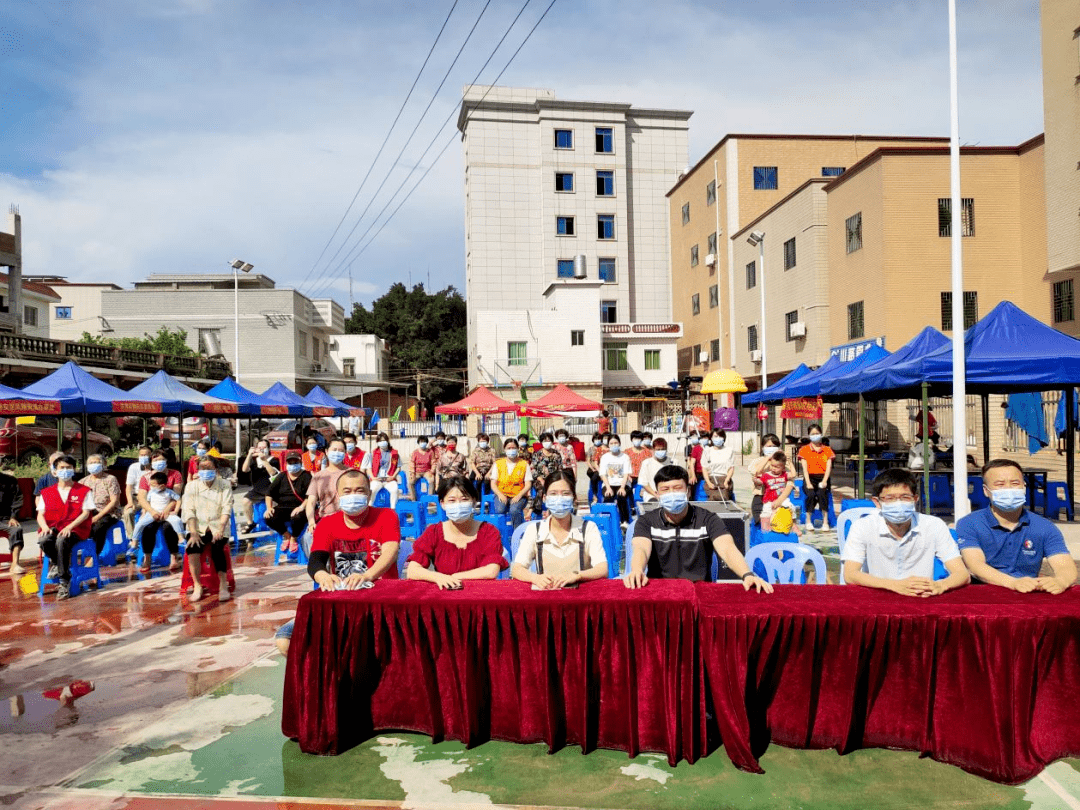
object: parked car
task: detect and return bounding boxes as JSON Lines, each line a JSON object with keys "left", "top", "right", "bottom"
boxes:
{"left": 263, "top": 418, "right": 338, "bottom": 451}
{"left": 0, "top": 416, "right": 115, "bottom": 465}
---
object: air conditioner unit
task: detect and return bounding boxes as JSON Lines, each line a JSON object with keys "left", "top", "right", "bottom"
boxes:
{"left": 310, "top": 362, "right": 324, "bottom": 373}
{"left": 705, "top": 253, "right": 716, "bottom": 266}
{"left": 698, "top": 351, "right": 709, "bottom": 364}
{"left": 750, "top": 350, "right": 762, "bottom": 363}
{"left": 789, "top": 322, "right": 807, "bottom": 339}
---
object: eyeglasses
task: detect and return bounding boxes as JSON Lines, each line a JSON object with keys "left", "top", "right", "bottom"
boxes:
{"left": 878, "top": 495, "right": 916, "bottom": 504}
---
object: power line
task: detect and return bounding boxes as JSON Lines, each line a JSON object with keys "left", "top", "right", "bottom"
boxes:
{"left": 296, "top": 0, "right": 460, "bottom": 293}
{"left": 306, "top": 0, "right": 557, "bottom": 301}
{"left": 301, "top": 0, "right": 495, "bottom": 294}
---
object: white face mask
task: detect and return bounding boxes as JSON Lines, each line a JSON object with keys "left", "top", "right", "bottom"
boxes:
{"left": 762, "top": 446, "right": 779, "bottom": 457}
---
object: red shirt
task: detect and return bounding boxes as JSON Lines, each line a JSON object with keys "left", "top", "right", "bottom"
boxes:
{"left": 41, "top": 482, "right": 93, "bottom": 539}
{"left": 406, "top": 522, "right": 508, "bottom": 576}
{"left": 760, "top": 470, "right": 790, "bottom": 505}
{"left": 689, "top": 444, "right": 704, "bottom": 475}
{"left": 139, "top": 469, "right": 183, "bottom": 492}
{"left": 311, "top": 507, "right": 401, "bottom": 579}
{"left": 303, "top": 450, "right": 327, "bottom": 472}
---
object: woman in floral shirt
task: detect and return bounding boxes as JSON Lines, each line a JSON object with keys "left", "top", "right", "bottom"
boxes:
{"left": 434, "top": 436, "right": 468, "bottom": 489}
{"left": 468, "top": 432, "right": 496, "bottom": 495}
{"left": 527, "top": 432, "right": 564, "bottom": 519}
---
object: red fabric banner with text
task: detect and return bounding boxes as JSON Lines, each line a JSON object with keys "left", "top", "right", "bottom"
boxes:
{"left": 781, "top": 396, "right": 822, "bottom": 420}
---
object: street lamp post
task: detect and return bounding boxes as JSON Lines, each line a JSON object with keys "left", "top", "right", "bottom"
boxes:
{"left": 746, "top": 230, "right": 766, "bottom": 392}
{"left": 229, "top": 259, "right": 254, "bottom": 458}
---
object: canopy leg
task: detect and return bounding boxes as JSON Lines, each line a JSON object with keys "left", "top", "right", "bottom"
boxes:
{"left": 1068, "top": 388, "right": 1075, "bottom": 522}
{"left": 857, "top": 395, "right": 866, "bottom": 499}
{"left": 922, "top": 384, "right": 931, "bottom": 512}
{"left": 981, "top": 394, "right": 990, "bottom": 467}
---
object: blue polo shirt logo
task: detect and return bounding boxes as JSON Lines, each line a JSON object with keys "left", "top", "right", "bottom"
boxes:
{"left": 1022, "top": 539, "right": 1036, "bottom": 555}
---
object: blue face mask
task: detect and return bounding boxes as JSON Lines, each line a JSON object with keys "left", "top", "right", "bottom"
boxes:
{"left": 478, "top": 441, "right": 488, "bottom": 449}
{"left": 198, "top": 469, "right": 216, "bottom": 483}
{"left": 990, "top": 488, "right": 1026, "bottom": 512}
{"left": 345, "top": 442, "right": 356, "bottom": 452}
{"left": 880, "top": 501, "right": 916, "bottom": 525}
{"left": 327, "top": 450, "right": 346, "bottom": 465}
{"left": 659, "top": 491, "right": 689, "bottom": 514}
{"left": 689, "top": 436, "right": 699, "bottom": 445}
{"left": 287, "top": 463, "right": 303, "bottom": 475}
{"left": 444, "top": 501, "right": 474, "bottom": 523}
{"left": 56, "top": 468, "right": 75, "bottom": 481}
{"left": 306, "top": 444, "right": 318, "bottom": 453}
{"left": 544, "top": 494, "right": 575, "bottom": 518}
{"left": 654, "top": 450, "right": 668, "bottom": 460}
{"left": 152, "top": 460, "right": 167, "bottom": 472}
{"left": 139, "top": 455, "right": 151, "bottom": 466}
{"left": 632, "top": 439, "right": 642, "bottom": 448}
{"left": 196, "top": 447, "right": 208, "bottom": 457}
{"left": 712, "top": 438, "right": 724, "bottom": 447}
{"left": 609, "top": 445, "right": 622, "bottom": 454}
{"left": 378, "top": 441, "right": 389, "bottom": 450}
{"left": 505, "top": 449, "right": 519, "bottom": 459}
{"left": 593, "top": 439, "right": 603, "bottom": 447}
{"left": 542, "top": 441, "right": 553, "bottom": 450}
{"left": 418, "top": 442, "right": 428, "bottom": 449}
{"left": 339, "top": 493, "right": 368, "bottom": 515}
{"left": 88, "top": 462, "right": 103, "bottom": 475}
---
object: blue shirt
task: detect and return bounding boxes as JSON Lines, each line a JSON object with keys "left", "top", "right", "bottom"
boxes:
{"left": 955, "top": 507, "right": 1068, "bottom": 579}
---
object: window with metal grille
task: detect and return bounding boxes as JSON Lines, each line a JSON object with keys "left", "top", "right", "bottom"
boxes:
{"left": 709, "top": 285, "right": 718, "bottom": 309}
{"left": 938, "top": 198, "right": 974, "bottom": 237}
{"left": 753, "top": 166, "right": 778, "bottom": 190}
{"left": 787, "top": 310, "right": 801, "bottom": 342}
{"left": 597, "top": 215, "right": 615, "bottom": 240}
{"left": 846, "top": 212, "right": 863, "bottom": 253}
{"left": 783, "top": 237, "right": 796, "bottom": 270}
{"left": 508, "top": 342, "right": 527, "bottom": 366}
{"left": 557, "top": 259, "right": 575, "bottom": 278}
{"left": 645, "top": 349, "right": 661, "bottom": 370}
{"left": 707, "top": 231, "right": 717, "bottom": 255}
{"left": 746, "top": 260, "right": 756, "bottom": 289}
{"left": 693, "top": 344, "right": 701, "bottom": 365}
{"left": 599, "top": 258, "right": 616, "bottom": 283}
{"left": 691, "top": 294, "right": 700, "bottom": 316}
{"left": 603, "top": 342, "right": 628, "bottom": 371}
{"left": 555, "top": 172, "right": 574, "bottom": 192}
{"left": 710, "top": 339, "right": 720, "bottom": 361}
{"left": 706, "top": 180, "right": 716, "bottom": 206}
{"left": 681, "top": 202, "right": 690, "bottom": 225}
{"left": 940, "top": 291, "right": 979, "bottom": 331}
{"left": 690, "top": 245, "right": 699, "bottom": 267}
{"left": 748, "top": 325, "right": 758, "bottom": 352}
{"left": 1054, "top": 279, "right": 1075, "bottom": 323}
{"left": 596, "top": 171, "right": 614, "bottom": 196}
{"left": 847, "top": 301, "right": 864, "bottom": 340}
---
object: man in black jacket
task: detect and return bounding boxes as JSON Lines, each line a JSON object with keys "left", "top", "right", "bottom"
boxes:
{"left": 0, "top": 463, "right": 25, "bottom": 574}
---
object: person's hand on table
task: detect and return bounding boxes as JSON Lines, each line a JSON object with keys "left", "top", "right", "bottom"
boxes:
{"left": 550, "top": 573, "right": 579, "bottom": 590}
{"left": 1036, "top": 576, "right": 1068, "bottom": 595}
{"left": 431, "top": 572, "right": 463, "bottom": 591}
{"left": 342, "top": 572, "right": 371, "bottom": 590}
{"left": 314, "top": 571, "right": 341, "bottom": 592}
{"left": 742, "top": 574, "right": 774, "bottom": 594}
{"left": 890, "top": 576, "right": 933, "bottom": 597}
{"left": 623, "top": 570, "right": 648, "bottom": 589}
{"left": 1011, "top": 576, "right": 1040, "bottom": 593}
{"left": 927, "top": 580, "right": 950, "bottom": 597}
{"left": 531, "top": 573, "right": 555, "bottom": 590}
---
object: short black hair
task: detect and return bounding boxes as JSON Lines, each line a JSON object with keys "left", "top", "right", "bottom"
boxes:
{"left": 653, "top": 465, "right": 690, "bottom": 486}
{"left": 712, "top": 429, "right": 727, "bottom": 439}
{"left": 653, "top": 437, "right": 668, "bottom": 449}
{"left": 608, "top": 434, "right": 621, "bottom": 444}
{"left": 761, "top": 433, "right": 780, "bottom": 448}
{"left": 630, "top": 430, "right": 643, "bottom": 440}
{"left": 538, "top": 431, "right": 554, "bottom": 443}
{"left": 982, "top": 458, "right": 1023, "bottom": 477}
{"left": 435, "top": 431, "right": 446, "bottom": 438}
{"left": 807, "top": 424, "right": 823, "bottom": 434}
{"left": 542, "top": 469, "right": 577, "bottom": 496}
{"left": 870, "top": 468, "right": 918, "bottom": 497}
{"left": 591, "top": 431, "right": 603, "bottom": 441}
{"left": 376, "top": 432, "right": 391, "bottom": 444}
{"left": 343, "top": 432, "right": 357, "bottom": 442}
{"left": 150, "top": 471, "right": 169, "bottom": 486}
{"left": 55, "top": 455, "right": 77, "bottom": 468}
{"left": 437, "top": 475, "right": 478, "bottom": 501}
{"left": 502, "top": 438, "right": 519, "bottom": 449}
{"left": 477, "top": 432, "right": 489, "bottom": 441}
{"left": 336, "top": 468, "right": 369, "bottom": 489}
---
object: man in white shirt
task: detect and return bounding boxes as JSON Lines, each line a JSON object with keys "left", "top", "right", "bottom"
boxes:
{"left": 598, "top": 434, "right": 633, "bottom": 524}
{"left": 842, "top": 468, "right": 969, "bottom": 597}
{"left": 123, "top": 445, "right": 153, "bottom": 535}
{"left": 637, "top": 438, "right": 680, "bottom": 503}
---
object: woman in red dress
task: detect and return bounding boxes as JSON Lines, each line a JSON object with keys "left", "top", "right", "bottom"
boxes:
{"left": 405, "top": 476, "right": 508, "bottom": 589}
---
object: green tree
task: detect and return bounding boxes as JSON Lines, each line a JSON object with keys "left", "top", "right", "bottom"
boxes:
{"left": 345, "top": 283, "right": 466, "bottom": 406}
{"left": 79, "top": 326, "right": 198, "bottom": 357}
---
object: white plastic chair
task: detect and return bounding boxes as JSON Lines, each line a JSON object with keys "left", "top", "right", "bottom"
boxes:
{"left": 836, "top": 506, "right": 877, "bottom": 584}
{"left": 746, "top": 541, "right": 827, "bottom": 585}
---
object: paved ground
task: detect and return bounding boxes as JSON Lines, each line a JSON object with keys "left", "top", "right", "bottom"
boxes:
{"left": 3, "top": 473, "right": 1080, "bottom": 810}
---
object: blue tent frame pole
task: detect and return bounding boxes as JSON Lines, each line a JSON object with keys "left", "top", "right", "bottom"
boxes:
{"left": 1067, "top": 387, "right": 1075, "bottom": 521}
{"left": 981, "top": 394, "right": 990, "bottom": 466}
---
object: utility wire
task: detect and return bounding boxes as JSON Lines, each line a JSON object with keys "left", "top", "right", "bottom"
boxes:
{"left": 297, "top": 0, "right": 460, "bottom": 292}
{"left": 307, "top": 0, "right": 557, "bottom": 301}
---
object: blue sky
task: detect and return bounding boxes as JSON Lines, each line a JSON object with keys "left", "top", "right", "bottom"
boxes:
{"left": 0, "top": 0, "right": 1044, "bottom": 309}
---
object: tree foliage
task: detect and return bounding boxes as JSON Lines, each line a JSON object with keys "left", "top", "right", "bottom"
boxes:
{"left": 79, "top": 326, "right": 199, "bottom": 357}
{"left": 345, "top": 283, "right": 466, "bottom": 405}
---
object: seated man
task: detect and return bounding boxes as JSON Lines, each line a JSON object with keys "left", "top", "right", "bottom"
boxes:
{"left": 181, "top": 457, "right": 234, "bottom": 602}
{"left": 624, "top": 465, "right": 772, "bottom": 592}
{"left": 33, "top": 451, "right": 64, "bottom": 499}
{"left": 133, "top": 471, "right": 185, "bottom": 572}
{"left": 36, "top": 455, "right": 96, "bottom": 600}
{"left": 843, "top": 468, "right": 970, "bottom": 597}
{"left": 956, "top": 459, "right": 1077, "bottom": 594}
{"left": 0, "top": 462, "right": 25, "bottom": 574}
{"left": 308, "top": 469, "right": 400, "bottom": 592}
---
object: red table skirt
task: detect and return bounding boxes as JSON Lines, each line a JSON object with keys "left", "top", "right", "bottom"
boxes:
{"left": 282, "top": 579, "right": 701, "bottom": 765}
{"left": 697, "top": 583, "right": 1080, "bottom": 784}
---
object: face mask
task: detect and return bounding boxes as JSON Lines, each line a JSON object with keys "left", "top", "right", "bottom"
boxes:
{"left": 196, "top": 448, "right": 208, "bottom": 457}
{"left": 880, "top": 501, "right": 916, "bottom": 525}
{"left": 990, "top": 488, "right": 1026, "bottom": 511}
{"left": 437, "top": 439, "right": 446, "bottom": 446}
{"left": 544, "top": 494, "right": 574, "bottom": 518}
{"left": 198, "top": 469, "right": 216, "bottom": 483}
{"left": 478, "top": 441, "right": 489, "bottom": 449}
{"left": 418, "top": 442, "right": 428, "bottom": 449}
{"left": 307, "top": 444, "right": 317, "bottom": 452}
{"left": 593, "top": 439, "right": 603, "bottom": 447}
{"left": 654, "top": 450, "right": 667, "bottom": 460}
{"left": 632, "top": 439, "right": 642, "bottom": 448}
{"left": 505, "top": 449, "right": 519, "bottom": 459}
{"left": 327, "top": 450, "right": 346, "bottom": 465}
{"left": 557, "top": 436, "right": 568, "bottom": 445}
{"left": 88, "top": 462, "right": 103, "bottom": 475}
{"left": 712, "top": 438, "right": 724, "bottom": 447}
{"left": 339, "top": 493, "right": 368, "bottom": 515}
{"left": 152, "top": 460, "right": 167, "bottom": 472}
{"left": 287, "top": 463, "right": 303, "bottom": 475}
{"left": 345, "top": 443, "right": 356, "bottom": 452}
{"left": 644, "top": 439, "right": 653, "bottom": 447}
{"left": 689, "top": 436, "right": 699, "bottom": 445}
{"left": 518, "top": 438, "right": 528, "bottom": 446}
{"left": 444, "top": 502, "right": 474, "bottom": 523}
{"left": 139, "top": 456, "right": 150, "bottom": 466}
{"left": 56, "top": 468, "right": 75, "bottom": 481}
{"left": 809, "top": 434, "right": 823, "bottom": 444}
{"left": 659, "top": 491, "right": 688, "bottom": 514}
{"left": 763, "top": 446, "right": 779, "bottom": 457}
{"left": 378, "top": 441, "right": 389, "bottom": 450}
{"left": 542, "top": 441, "right": 553, "bottom": 450}
{"left": 447, "top": 445, "right": 458, "bottom": 454}
{"left": 609, "top": 445, "right": 622, "bottom": 454}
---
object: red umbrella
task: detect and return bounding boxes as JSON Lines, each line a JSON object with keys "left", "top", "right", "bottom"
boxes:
{"left": 435, "top": 386, "right": 519, "bottom": 415}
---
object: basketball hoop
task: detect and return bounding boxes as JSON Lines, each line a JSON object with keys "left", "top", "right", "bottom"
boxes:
{"left": 511, "top": 380, "right": 522, "bottom": 389}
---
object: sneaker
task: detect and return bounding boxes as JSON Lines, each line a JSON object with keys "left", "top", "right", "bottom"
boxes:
{"left": 56, "top": 582, "right": 70, "bottom": 601}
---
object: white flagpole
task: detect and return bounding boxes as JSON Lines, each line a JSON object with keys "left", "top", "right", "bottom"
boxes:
{"left": 948, "top": 0, "right": 969, "bottom": 519}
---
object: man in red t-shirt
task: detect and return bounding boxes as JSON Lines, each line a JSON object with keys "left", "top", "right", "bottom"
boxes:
{"left": 308, "top": 469, "right": 401, "bottom": 590}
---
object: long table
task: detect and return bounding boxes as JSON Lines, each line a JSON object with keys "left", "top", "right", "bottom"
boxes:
{"left": 282, "top": 579, "right": 1080, "bottom": 784}
{"left": 697, "top": 583, "right": 1080, "bottom": 784}
{"left": 282, "top": 578, "right": 702, "bottom": 765}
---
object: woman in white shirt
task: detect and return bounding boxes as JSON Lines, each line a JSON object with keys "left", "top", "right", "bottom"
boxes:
{"left": 511, "top": 471, "right": 608, "bottom": 588}
{"left": 598, "top": 434, "right": 633, "bottom": 525}
{"left": 700, "top": 428, "right": 735, "bottom": 502}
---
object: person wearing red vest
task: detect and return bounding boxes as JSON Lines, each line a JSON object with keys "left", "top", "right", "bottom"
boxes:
{"left": 36, "top": 455, "right": 96, "bottom": 601}
{"left": 342, "top": 432, "right": 365, "bottom": 470}
{"left": 362, "top": 432, "right": 400, "bottom": 508}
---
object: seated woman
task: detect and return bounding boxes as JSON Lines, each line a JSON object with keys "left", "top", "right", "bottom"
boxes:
{"left": 265, "top": 451, "right": 311, "bottom": 554}
{"left": 405, "top": 476, "right": 508, "bottom": 589}
{"left": 511, "top": 470, "right": 608, "bottom": 589}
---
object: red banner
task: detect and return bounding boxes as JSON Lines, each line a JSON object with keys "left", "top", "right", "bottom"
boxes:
{"left": 0, "top": 399, "right": 61, "bottom": 415}
{"left": 781, "top": 397, "right": 822, "bottom": 420}
{"left": 112, "top": 401, "right": 162, "bottom": 414}
{"left": 203, "top": 403, "right": 238, "bottom": 414}
{"left": 311, "top": 407, "right": 335, "bottom": 417}
{"left": 260, "top": 406, "right": 289, "bottom": 416}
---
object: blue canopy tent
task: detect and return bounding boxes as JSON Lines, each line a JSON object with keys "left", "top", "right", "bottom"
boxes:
{"left": 785, "top": 345, "right": 891, "bottom": 400}
{"left": 742, "top": 363, "right": 812, "bottom": 405}
{"left": 822, "top": 327, "right": 949, "bottom": 399}
{"left": 305, "top": 386, "right": 358, "bottom": 418}
{"left": 128, "top": 370, "right": 239, "bottom": 415}
{"left": 205, "top": 377, "right": 286, "bottom": 417}
{"left": 259, "top": 382, "right": 334, "bottom": 417}
{"left": 763, "top": 354, "right": 846, "bottom": 402}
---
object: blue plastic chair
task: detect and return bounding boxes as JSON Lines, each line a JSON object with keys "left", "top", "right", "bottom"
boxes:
{"left": 249, "top": 500, "right": 283, "bottom": 550}
{"left": 40, "top": 538, "right": 101, "bottom": 597}
{"left": 692, "top": 480, "right": 707, "bottom": 501}
{"left": 965, "top": 476, "right": 989, "bottom": 510}
{"left": 395, "top": 500, "right": 425, "bottom": 540}
{"left": 397, "top": 538, "right": 414, "bottom": 579}
{"left": 840, "top": 498, "right": 875, "bottom": 512}
{"left": 621, "top": 519, "right": 637, "bottom": 577}
{"left": 589, "top": 503, "right": 621, "bottom": 536}
{"left": 136, "top": 523, "right": 175, "bottom": 569}
{"left": 372, "top": 488, "right": 391, "bottom": 508}
{"left": 581, "top": 514, "right": 620, "bottom": 578}
{"left": 509, "top": 520, "right": 539, "bottom": 564}
{"left": 475, "top": 513, "right": 512, "bottom": 552}
{"left": 479, "top": 493, "right": 496, "bottom": 515}
{"left": 794, "top": 479, "right": 836, "bottom": 528}
{"left": 746, "top": 541, "right": 827, "bottom": 585}
{"left": 97, "top": 521, "right": 128, "bottom": 566}
{"left": 419, "top": 494, "right": 446, "bottom": 524}
{"left": 413, "top": 475, "right": 432, "bottom": 501}
{"left": 1045, "top": 481, "right": 1074, "bottom": 521}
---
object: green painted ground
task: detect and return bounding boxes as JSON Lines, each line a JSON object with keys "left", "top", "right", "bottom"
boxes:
{"left": 66, "top": 652, "right": 1080, "bottom": 809}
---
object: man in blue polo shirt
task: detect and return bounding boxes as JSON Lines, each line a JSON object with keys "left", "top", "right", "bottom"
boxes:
{"left": 956, "top": 459, "right": 1076, "bottom": 594}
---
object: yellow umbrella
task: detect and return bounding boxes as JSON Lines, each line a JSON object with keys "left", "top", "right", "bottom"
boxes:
{"left": 700, "top": 368, "right": 748, "bottom": 394}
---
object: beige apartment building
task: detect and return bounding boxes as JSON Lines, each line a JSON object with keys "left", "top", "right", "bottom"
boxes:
{"left": 1040, "top": 0, "right": 1080, "bottom": 336}
{"left": 667, "top": 134, "right": 947, "bottom": 382}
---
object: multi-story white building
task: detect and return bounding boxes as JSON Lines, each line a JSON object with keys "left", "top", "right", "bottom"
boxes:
{"left": 22, "top": 277, "right": 123, "bottom": 342}
{"left": 458, "top": 86, "right": 691, "bottom": 398}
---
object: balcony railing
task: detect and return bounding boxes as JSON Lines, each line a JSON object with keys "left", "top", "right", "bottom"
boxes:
{"left": 0, "top": 333, "right": 231, "bottom": 380}
{"left": 601, "top": 322, "right": 683, "bottom": 337}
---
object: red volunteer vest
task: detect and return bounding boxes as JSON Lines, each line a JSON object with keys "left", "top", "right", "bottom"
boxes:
{"left": 369, "top": 448, "right": 399, "bottom": 478}
{"left": 41, "top": 482, "right": 93, "bottom": 540}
